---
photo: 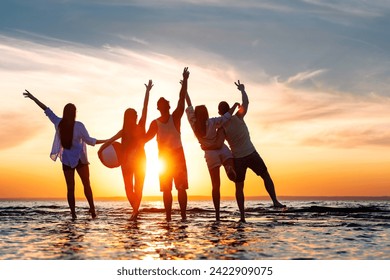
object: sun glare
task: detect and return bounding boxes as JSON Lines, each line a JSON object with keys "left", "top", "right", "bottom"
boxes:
{"left": 143, "top": 141, "right": 164, "bottom": 195}
{"left": 146, "top": 155, "right": 165, "bottom": 176}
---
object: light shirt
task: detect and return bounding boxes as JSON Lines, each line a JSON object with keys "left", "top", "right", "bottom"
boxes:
{"left": 45, "top": 108, "right": 97, "bottom": 168}
{"left": 222, "top": 115, "right": 256, "bottom": 158}
{"left": 185, "top": 106, "right": 231, "bottom": 148}
{"left": 156, "top": 115, "right": 182, "bottom": 151}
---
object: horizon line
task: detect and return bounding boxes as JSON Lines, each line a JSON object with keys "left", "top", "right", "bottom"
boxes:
{"left": 1, "top": 195, "right": 389, "bottom": 201}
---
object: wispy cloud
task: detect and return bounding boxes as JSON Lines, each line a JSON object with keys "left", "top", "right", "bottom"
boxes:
{"left": 0, "top": 34, "right": 239, "bottom": 145}
{"left": 285, "top": 69, "right": 328, "bottom": 84}
{"left": 0, "top": 112, "right": 44, "bottom": 150}
{"left": 244, "top": 78, "right": 390, "bottom": 148}
{"left": 301, "top": 125, "right": 390, "bottom": 148}
{"left": 1, "top": 0, "right": 390, "bottom": 153}
{"left": 302, "top": 0, "right": 386, "bottom": 18}
{"left": 115, "top": 34, "right": 149, "bottom": 46}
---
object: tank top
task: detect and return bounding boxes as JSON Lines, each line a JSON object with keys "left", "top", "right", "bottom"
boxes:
{"left": 156, "top": 116, "right": 183, "bottom": 151}
{"left": 223, "top": 115, "right": 256, "bottom": 158}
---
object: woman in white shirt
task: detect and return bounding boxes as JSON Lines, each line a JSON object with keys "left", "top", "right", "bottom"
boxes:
{"left": 185, "top": 92, "right": 239, "bottom": 221}
{"left": 23, "top": 90, "right": 106, "bottom": 220}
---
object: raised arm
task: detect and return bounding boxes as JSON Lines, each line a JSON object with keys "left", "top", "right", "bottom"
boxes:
{"left": 185, "top": 91, "right": 192, "bottom": 107}
{"left": 180, "top": 78, "right": 192, "bottom": 107}
{"left": 173, "top": 67, "right": 190, "bottom": 121}
{"left": 229, "top": 102, "right": 240, "bottom": 115}
{"left": 23, "top": 90, "right": 48, "bottom": 110}
{"left": 144, "top": 120, "right": 158, "bottom": 143}
{"left": 184, "top": 88, "right": 196, "bottom": 131}
{"left": 234, "top": 80, "right": 249, "bottom": 118}
{"left": 138, "top": 80, "right": 153, "bottom": 129}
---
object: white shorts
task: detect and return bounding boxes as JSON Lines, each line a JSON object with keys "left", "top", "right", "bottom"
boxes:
{"left": 204, "top": 144, "right": 233, "bottom": 170}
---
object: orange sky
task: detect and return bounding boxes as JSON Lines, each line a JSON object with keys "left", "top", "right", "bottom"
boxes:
{"left": 1, "top": 75, "right": 390, "bottom": 200}
{"left": 1, "top": 139, "right": 389, "bottom": 199}
{"left": 1, "top": 55, "right": 390, "bottom": 200}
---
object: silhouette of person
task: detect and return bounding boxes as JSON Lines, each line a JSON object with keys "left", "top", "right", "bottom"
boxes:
{"left": 217, "top": 81, "right": 285, "bottom": 222}
{"left": 185, "top": 91, "right": 239, "bottom": 221}
{"left": 23, "top": 90, "right": 106, "bottom": 220}
{"left": 98, "top": 80, "right": 153, "bottom": 221}
{"left": 145, "top": 67, "right": 189, "bottom": 222}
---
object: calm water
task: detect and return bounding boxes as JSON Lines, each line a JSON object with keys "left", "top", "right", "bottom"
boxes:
{"left": 0, "top": 199, "right": 389, "bottom": 260}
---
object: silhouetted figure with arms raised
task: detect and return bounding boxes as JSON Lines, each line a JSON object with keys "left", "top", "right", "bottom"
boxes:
{"left": 145, "top": 67, "right": 189, "bottom": 222}
{"left": 185, "top": 91, "right": 239, "bottom": 221}
{"left": 23, "top": 90, "right": 106, "bottom": 220}
{"left": 98, "top": 80, "right": 153, "bottom": 221}
{"left": 218, "top": 81, "right": 285, "bottom": 222}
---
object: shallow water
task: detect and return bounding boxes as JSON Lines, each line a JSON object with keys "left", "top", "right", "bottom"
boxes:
{"left": 0, "top": 199, "right": 389, "bottom": 260}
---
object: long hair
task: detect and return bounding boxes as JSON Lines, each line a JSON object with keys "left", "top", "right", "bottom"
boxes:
{"left": 122, "top": 108, "right": 138, "bottom": 151}
{"left": 59, "top": 103, "right": 76, "bottom": 149}
{"left": 194, "top": 105, "right": 209, "bottom": 139}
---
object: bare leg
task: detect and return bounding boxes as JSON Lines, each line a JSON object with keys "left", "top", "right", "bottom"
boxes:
{"left": 223, "top": 158, "right": 236, "bottom": 182}
{"left": 235, "top": 181, "right": 246, "bottom": 222}
{"left": 76, "top": 164, "right": 96, "bottom": 218}
{"left": 121, "top": 165, "right": 135, "bottom": 210}
{"left": 63, "top": 169, "right": 77, "bottom": 220}
{"left": 131, "top": 165, "right": 145, "bottom": 221}
{"left": 208, "top": 167, "right": 221, "bottom": 221}
{"left": 163, "top": 190, "right": 173, "bottom": 221}
{"left": 178, "top": 189, "right": 187, "bottom": 221}
{"left": 261, "top": 171, "right": 285, "bottom": 207}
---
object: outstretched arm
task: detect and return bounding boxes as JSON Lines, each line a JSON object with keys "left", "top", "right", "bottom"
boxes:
{"left": 23, "top": 90, "right": 48, "bottom": 110}
{"left": 234, "top": 80, "right": 249, "bottom": 118}
{"left": 98, "top": 130, "right": 122, "bottom": 153}
{"left": 173, "top": 67, "right": 190, "bottom": 122}
{"left": 144, "top": 120, "right": 158, "bottom": 143}
{"left": 138, "top": 80, "right": 153, "bottom": 129}
{"left": 95, "top": 139, "right": 108, "bottom": 145}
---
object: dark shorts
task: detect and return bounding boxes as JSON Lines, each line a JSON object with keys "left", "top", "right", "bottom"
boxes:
{"left": 234, "top": 151, "right": 268, "bottom": 182}
{"left": 62, "top": 160, "right": 88, "bottom": 171}
{"left": 159, "top": 148, "right": 188, "bottom": 192}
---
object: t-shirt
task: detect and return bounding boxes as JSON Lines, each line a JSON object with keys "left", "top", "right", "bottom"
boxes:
{"left": 222, "top": 115, "right": 256, "bottom": 158}
{"left": 156, "top": 115, "right": 182, "bottom": 152}
{"left": 185, "top": 106, "right": 231, "bottom": 148}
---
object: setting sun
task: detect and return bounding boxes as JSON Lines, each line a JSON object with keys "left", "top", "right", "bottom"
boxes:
{"left": 145, "top": 143, "right": 165, "bottom": 176}
{"left": 142, "top": 141, "right": 165, "bottom": 196}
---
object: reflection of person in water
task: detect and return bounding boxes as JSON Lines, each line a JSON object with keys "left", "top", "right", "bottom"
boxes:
{"left": 185, "top": 90, "right": 239, "bottom": 221}
{"left": 145, "top": 67, "right": 189, "bottom": 222}
{"left": 98, "top": 80, "right": 153, "bottom": 221}
{"left": 23, "top": 90, "right": 106, "bottom": 220}
{"left": 218, "top": 81, "right": 285, "bottom": 222}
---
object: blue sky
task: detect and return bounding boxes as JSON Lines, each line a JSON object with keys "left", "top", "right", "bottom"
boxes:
{"left": 1, "top": 0, "right": 389, "bottom": 94}
{"left": 1, "top": 0, "right": 390, "bottom": 198}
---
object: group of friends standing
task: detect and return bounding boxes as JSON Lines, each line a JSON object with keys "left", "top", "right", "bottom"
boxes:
{"left": 23, "top": 67, "right": 285, "bottom": 223}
